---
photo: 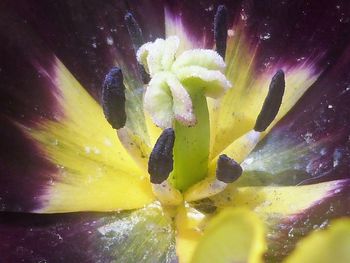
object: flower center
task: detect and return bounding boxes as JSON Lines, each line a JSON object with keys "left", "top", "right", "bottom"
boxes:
{"left": 102, "top": 7, "right": 285, "bottom": 206}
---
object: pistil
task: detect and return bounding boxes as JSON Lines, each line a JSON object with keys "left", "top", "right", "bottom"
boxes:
{"left": 136, "top": 34, "right": 231, "bottom": 193}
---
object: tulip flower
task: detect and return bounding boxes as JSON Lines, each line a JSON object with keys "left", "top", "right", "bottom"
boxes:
{"left": 0, "top": 1, "right": 350, "bottom": 262}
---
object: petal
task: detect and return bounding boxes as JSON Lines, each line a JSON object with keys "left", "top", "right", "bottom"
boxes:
{"left": 0, "top": 55, "right": 153, "bottom": 213}
{"left": 211, "top": 179, "right": 350, "bottom": 261}
{"left": 121, "top": 70, "right": 153, "bottom": 169}
{"left": 0, "top": 118, "right": 56, "bottom": 212}
{"left": 0, "top": 3, "right": 156, "bottom": 212}
{"left": 0, "top": 10, "right": 63, "bottom": 212}
{"left": 0, "top": 203, "right": 177, "bottom": 262}
{"left": 284, "top": 219, "right": 350, "bottom": 263}
{"left": 175, "top": 66, "right": 232, "bottom": 98}
{"left": 165, "top": 7, "right": 206, "bottom": 53}
{"left": 211, "top": 180, "right": 346, "bottom": 216}
{"left": 4, "top": 1, "right": 158, "bottom": 156}
{"left": 31, "top": 60, "right": 154, "bottom": 212}
{"left": 191, "top": 208, "right": 265, "bottom": 263}
{"left": 209, "top": 0, "right": 350, "bottom": 159}
{"left": 175, "top": 205, "right": 207, "bottom": 263}
{"left": 265, "top": 179, "right": 350, "bottom": 262}
{"left": 4, "top": 1, "right": 164, "bottom": 96}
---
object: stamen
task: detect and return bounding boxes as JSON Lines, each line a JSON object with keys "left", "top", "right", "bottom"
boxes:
{"left": 148, "top": 128, "right": 175, "bottom": 184}
{"left": 211, "top": 130, "right": 261, "bottom": 166}
{"left": 152, "top": 181, "right": 182, "bottom": 206}
{"left": 214, "top": 5, "right": 228, "bottom": 59}
{"left": 148, "top": 128, "right": 182, "bottom": 205}
{"left": 216, "top": 154, "right": 243, "bottom": 183}
{"left": 184, "top": 155, "right": 242, "bottom": 202}
{"left": 124, "top": 12, "right": 150, "bottom": 83}
{"left": 124, "top": 12, "right": 144, "bottom": 53}
{"left": 254, "top": 69, "right": 285, "bottom": 132}
{"left": 102, "top": 67, "right": 126, "bottom": 130}
{"left": 211, "top": 71, "right": 286, "bottom": 167}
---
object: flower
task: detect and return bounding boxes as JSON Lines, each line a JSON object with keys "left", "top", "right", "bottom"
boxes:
{"left": 1, "top": 1, "right": 350, "bottom": 263}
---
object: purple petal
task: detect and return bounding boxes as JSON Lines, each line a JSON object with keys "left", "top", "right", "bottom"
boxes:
{"left": 240, "top": 1, "right": 350, "bottom": 68}
{"left": 0, "top": 119, "right": 56, "bottom": 212}
{"left": 3, "top": 0, "right": 165, "bottom": 98}
{"left": 0, "top": 3, "right": 155, "bottom": 212}
{"left": 0, "top": 205, "right": 176, "bottom": 262}
{"left": 0, "top": 9, "right": 62, "bottom": 211}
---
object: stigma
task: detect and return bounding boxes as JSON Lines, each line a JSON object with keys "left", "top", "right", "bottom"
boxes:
{"left": 136, "top": 35, "right": 232, "bottom": 128}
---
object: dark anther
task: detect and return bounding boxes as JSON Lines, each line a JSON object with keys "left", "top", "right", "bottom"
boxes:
{"left": 148, "top": 128, "right": 175, "bottom": 184}
{"left": 125, "top": 12, "right": 144, "bottom": 52}
{"left": 214, "top": 5, "right": 228, "bottom": 59}
{"left": 124, "top": 12, "right": 150, "bottom": 84}
{"left": 254, "top": 69, "right": 285, "bottom": 132}
{"left": 102, "top": 67, "right": 126, "bottom": 130}
{"left": 216, "top": 154, "right": 243, "bottom": 183}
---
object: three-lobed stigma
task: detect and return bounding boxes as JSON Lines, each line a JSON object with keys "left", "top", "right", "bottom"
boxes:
{"left": 136, "top": 35, "right": 232, "bottom": 128}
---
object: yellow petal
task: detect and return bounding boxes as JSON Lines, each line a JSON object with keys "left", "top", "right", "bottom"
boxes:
{"left": 211, "top": 180, "right": 343, "bottom": 217}
{"left": 285, "top": 219, "right": 350, "bottom": 263}
{"left": 120, "top": 67, "right": 153, "bottom": 169}
{"left": 175, "top": 205, "right": 207, "bottom": 263}
{"left": 29, "top": 59, "right": 154, "bottom": 212}
{"left": 191, "top": 208, "right": 266, "bottom": 263}
{"left": 209, "top": 25, "right": 321, "bottom": 158}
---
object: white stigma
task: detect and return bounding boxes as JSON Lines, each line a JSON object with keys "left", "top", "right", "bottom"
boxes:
{"left": 137, "top": 35, "right": 232, "bottom": 128}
